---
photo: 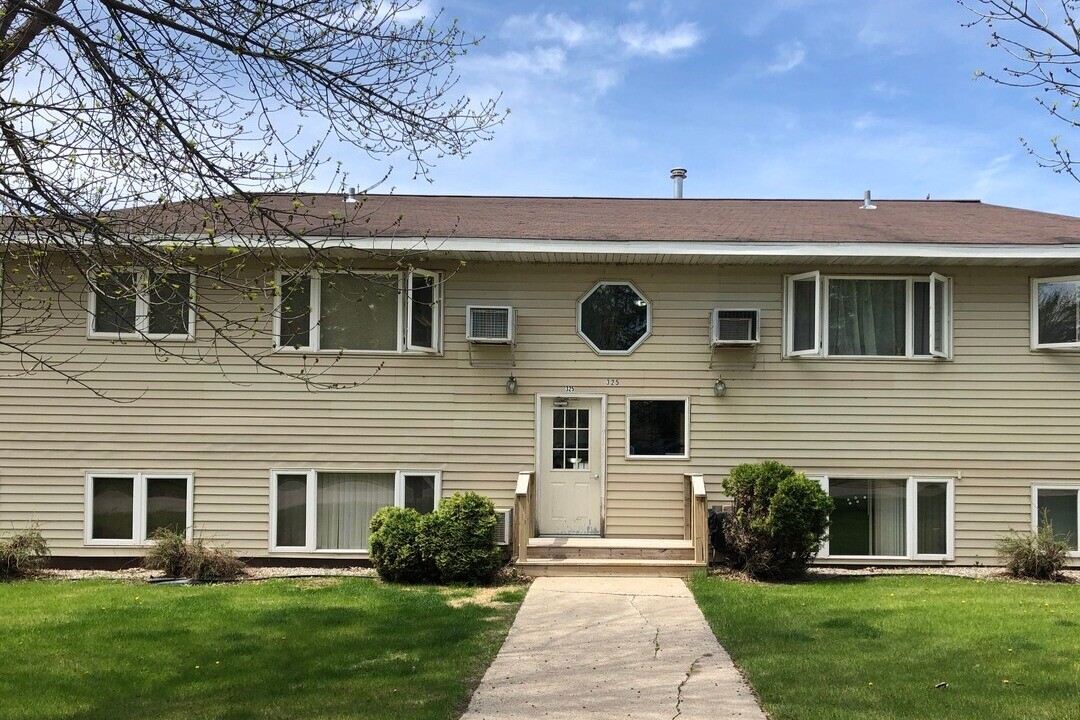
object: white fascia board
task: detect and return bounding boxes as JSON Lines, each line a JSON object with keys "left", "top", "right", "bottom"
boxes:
{"left": 33, "top": 233, "right": 1080, "bottom": 261}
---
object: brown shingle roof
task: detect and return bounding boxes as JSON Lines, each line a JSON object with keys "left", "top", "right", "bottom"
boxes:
{"left": 127, "top": 194, "right": 1080, "bottom": 245}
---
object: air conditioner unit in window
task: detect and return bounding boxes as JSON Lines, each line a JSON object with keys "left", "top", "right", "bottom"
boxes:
{"left": 466, "top": 305, "right": 515, "bottom": 344}
{"left": 711, "top": 309, "right": 760, "bottom": 346}
{"left": 493, "top": 508, "right": 512, "bottom": 546}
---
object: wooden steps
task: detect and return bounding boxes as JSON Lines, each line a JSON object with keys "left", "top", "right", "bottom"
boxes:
{"left": 516, "top": 537, "right": 706, "bottom": 577}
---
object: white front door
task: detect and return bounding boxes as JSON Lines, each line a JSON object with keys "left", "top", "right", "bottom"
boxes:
{"left": 538, "top": 396, "right": 603, "bottom": 536}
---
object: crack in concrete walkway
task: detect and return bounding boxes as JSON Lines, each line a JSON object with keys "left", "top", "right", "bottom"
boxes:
{"left": 462, "top": 577, "right": 767, "bottom": 719}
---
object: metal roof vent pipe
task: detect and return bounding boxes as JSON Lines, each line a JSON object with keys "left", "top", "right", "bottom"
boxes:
{"left": 860, "top": 189, "right": 877, "bottom": 210}
{"left": 670, "top": 167, "right": 687, "bottom": 199}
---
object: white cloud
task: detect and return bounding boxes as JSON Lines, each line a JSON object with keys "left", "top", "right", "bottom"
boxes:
{"left": 466, "top": 46, "right": 567, "bottom": 77}
{"left": 765, "top": 41, "right": 806, "bottom": 74}
{"left": 617, "top": 22, "right": 702, "bottom": 57}
{"left": 502, "top": 13, "right": 598, "bottom": 47}
{"left": 870, "top": 80, "right": 905, "bottom": 98}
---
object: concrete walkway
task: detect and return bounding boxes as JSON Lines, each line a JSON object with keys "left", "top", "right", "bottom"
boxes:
{"left": 462, "top": 577, "right": 767, "bottom": 719}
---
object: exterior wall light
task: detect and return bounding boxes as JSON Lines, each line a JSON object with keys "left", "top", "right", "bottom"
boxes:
{"left": 714, "top": 379, "right": 727, "bottom": 397}
{"left": 506, "top": 376, "right": 518, "bottom": 395}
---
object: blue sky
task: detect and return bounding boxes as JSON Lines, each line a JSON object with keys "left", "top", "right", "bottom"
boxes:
{"left": 341, "top": 0, "right": 1079, "bottom": 215}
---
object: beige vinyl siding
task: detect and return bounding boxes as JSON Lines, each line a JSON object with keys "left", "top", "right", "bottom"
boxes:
{"left": 1, "top": 260, "right": 1078, "bottom": 564}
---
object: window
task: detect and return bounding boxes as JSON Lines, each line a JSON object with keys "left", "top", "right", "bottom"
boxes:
{"left": 626, "top": 398, "right": 688, "bottom": 459}
{"left": 270, "top": 469, "right": 441, "bottom": 552}
{"left": 1031, "top": 276, "right": 1080, "bottom": 349}
{"left": 87, "top": 269, "right": 194, "bottom": 339}
{"left": 84, "top": 473, "right": 193, "bottom": 545}
{"left": 1033, "top": 486, "right": 1079, "bottom": 554}
{"left": 578, "top": 280, "right": 651, "bottom": 354}
{"left": 818, "top": 476, "right": 954, "bottom": 559}
{"left": 785, "top": 273, "right": 952, "bottom": 359}
{"left": 274, "top": 270, "right": 440, "bottom": 353}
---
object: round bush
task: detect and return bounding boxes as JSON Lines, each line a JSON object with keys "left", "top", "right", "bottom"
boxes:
{"left": 369, "top": 506, "right": 437, "bottom": 583}
{"left": 721, "top": 461, "right": 832, "bottom": 579}
{"left": 424, "top": 492, "right": 503, "bottom": 585}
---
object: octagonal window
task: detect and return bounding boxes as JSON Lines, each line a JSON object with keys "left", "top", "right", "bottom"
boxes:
{"left": 578, "top": 281, "right": 651, "bottom": 354}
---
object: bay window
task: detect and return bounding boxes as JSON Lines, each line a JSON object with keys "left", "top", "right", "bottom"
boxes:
{"left": 270, "top": 469, "right": 441, "bottom": 552}
{"left": 1031, "top": 276, "right": 1080, "bottom": 349}
{"left": 274, "top": 270, "right": 441, "bottom": 353}
{"left": 818, "top": 476, "right": 954, "bottom": 560}
{"left": 1033, "top": 486, "right": 1079, "bottom": 554}
{"left": 88, "top": 269, "right": 194, "bottom": 340}
{"left": 85, "top": 472, "right": 193, "bottom": 545}
{"left": 785, "top": 273, "right": 951, "bottom": 358}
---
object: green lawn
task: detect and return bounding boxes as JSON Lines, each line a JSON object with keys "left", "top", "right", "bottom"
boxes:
{"left": 0, "top": 578, "right": 524, "bottom": 720}
{"left": 690, "top": 574, "right": 1080, "bottom": 720}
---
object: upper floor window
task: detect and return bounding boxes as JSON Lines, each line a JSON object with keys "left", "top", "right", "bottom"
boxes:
{"left": 1031, "top": 276, "right": 1080, "bottom": 350}
{"left": 785, "top": 272, "right": 951, "bottom": 359}
{"left": 275, "top": 270, "right": 441, "bottom": 353}
{"left": 577, "top": 280, "right": 651, "bottom": 354}
{"left": 87, "top": 269, "right": 194, "bottom": 340}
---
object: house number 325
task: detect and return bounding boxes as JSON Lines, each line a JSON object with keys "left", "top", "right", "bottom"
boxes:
{"left": 605, "top": 378, "right": 620, "bottom": 386}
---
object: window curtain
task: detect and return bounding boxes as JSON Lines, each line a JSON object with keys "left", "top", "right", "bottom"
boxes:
{"left": 828, "top": 279, "right": 906, "bottom": 356}
{"left": 316, "top": 472, "right": 395, "bottom": 550}
{"left": 870, "top": 480, "right": 907, "bottom": 556}
{"left": 275, "top": 474, "right": 308, "bottom": 547}
{"left": 320, "top": 274, "right": 399, "bottom": 351}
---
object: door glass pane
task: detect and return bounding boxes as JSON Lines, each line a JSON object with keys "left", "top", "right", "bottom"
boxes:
{"left": 791, "top": 277, "right": 817, "bottom": 352}
{"left": 913, "top": 281, "right": 930, "bottom": 356}
{"left": 92, "top": 272, "right": 137, "bottom": 334}
{"left": 148, "top": 272, "right": 190, "bottom": 335}
{"left": 145, "top": 477, "right": 188, "bottom": 536}
{"left": 404, "top": 475, "right": 437, "bottom": 514}
{"left": 320, "top": 274, "right": 399, "bottom": 351}
{"left": 1038, "top": 489, "right": 1079, "bottom": 551}
{"left": 316, "top": 472, "right": 394, "bottom": 550}
{"left": 1037, "top": 280, "right": 1080, "bottom": 345}
{"left": 828, "top": 279, "right": 907, "bottom": 356}
{"left": 829, "top": 479, "right": 907, "bottom": 556}
{"left": 628, "top": 400, "right": 685, "bottom": 457}
{"left": 279, "top": 275, "right": 311, "bottom": 348}
{"left": 553, "top": 407, "right": 590, "bottom": 469}
{"left": 916, "top": 482, "right": 948, "bottom": 555}
{"left": 275, "top": 473, "right": 308, "bottom": 547}
{"left": 92, "top": 477, "right": 135, "bottom": 540}
{"left": 409, "top": 274, "right": 436, "bottom": 349}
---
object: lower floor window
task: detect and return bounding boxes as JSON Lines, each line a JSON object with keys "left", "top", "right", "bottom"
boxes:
{"left": 271, "top": 469, "right": 440, "bottom": 551}
{"left": 85, "top": 473, "right": 192, "bottom": 544}
{"left": 821, "top": 476, "right": 953, "bottom": 559}
{"left": 1034, "top": 486, "right": 1079, "bottom": 552}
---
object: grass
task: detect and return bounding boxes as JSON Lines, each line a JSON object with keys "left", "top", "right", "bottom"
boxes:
{"left": 689, "top": 574, "right": 1080, "bottom": 720}
{"left": 0, "top": 577, "right": 523, "bottom": 720}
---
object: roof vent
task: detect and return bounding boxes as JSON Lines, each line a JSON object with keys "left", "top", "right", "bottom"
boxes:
{"left": 670, "top": 167, "right": 687, "bottom": 199}
{"left": 344, "top": 186, "right": 358, "bottom": 203}
{"left": 860, "top": 190, "right": 877, "bottom": 210}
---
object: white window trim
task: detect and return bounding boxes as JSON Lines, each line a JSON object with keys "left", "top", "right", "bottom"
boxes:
{"left": 269, "top": 469, "right": 442, "bottom": 553}
{"left": 577, "top": 279, "right": 653, "bottom": 356}
{"left": 1030, "top": 275, "right": 1080, "bottom": 351}
{"left": 815, "top": 475, "right": 955, "bottom": 561}
{"left": 273, "top": 270, "right": 441, "bottom": 355}
{"left": 1031, "top": 484, "right": 1080, "bottom": 558}
{"left": 624, "top": 396, "right": 690, "bottom": 461}
{"left": 84, "top": 472, "right": 194, "bottom": 546}
{"left": 86, "top": 269, "right": 196, "bottom": 342}
{"left": 785, "top": 273, "right": 953, "bottom": 360}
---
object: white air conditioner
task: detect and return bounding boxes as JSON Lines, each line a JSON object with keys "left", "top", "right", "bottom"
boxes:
{"left": 466, "top": 305, "right": 515, "bottom": 344}
{"left": 493, "top": 508, "right": 512, "bottom": 546}
{"left": 712, "top": 308, "right": 760, "bottom": 346}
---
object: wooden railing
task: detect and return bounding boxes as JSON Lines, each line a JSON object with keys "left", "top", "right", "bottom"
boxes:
{"left": 684, "top": 473, "right": 709, "bottom": 564}
{"left": 514, "top": 470, "right": 536, "bottom": 562}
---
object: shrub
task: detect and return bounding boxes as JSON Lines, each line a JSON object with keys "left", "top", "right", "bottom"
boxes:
{"left": 369, "top": 506, "right": 438, "bottom": 583}
{"left": 424, "top": 492, "right": 503, "bottom": 585}
{"left": 0, "top": 525, "right": 50, "bottom": 580}
{"left": 721, "top": 461, "right": 832, "bottom": 580}
{"left": 144, "top": 529, "right": 245, "bottom": 582}
{"left": 997, "top": 517, "right": 1069, "bottom": 581}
